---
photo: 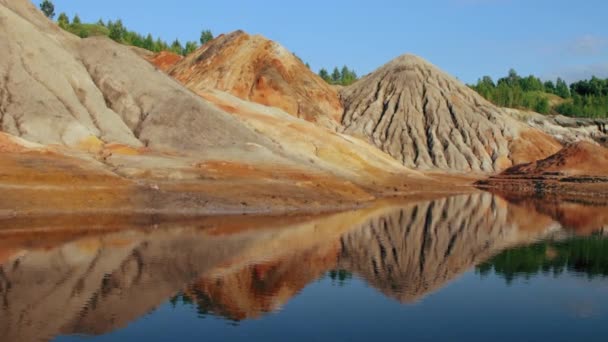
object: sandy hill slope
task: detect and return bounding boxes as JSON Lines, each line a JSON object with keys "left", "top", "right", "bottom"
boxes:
{"left": 168, "top": 30, "right": 343, "bottom": 130}
{"left": 340, "top": 54, "right": 562, "bottom": 173}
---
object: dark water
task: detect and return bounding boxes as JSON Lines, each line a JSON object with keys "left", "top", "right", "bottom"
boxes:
{"left": 1, "top": 193, "right": 608, "bottom": 342}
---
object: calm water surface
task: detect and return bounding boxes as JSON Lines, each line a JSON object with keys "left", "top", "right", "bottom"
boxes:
{"left": 1, "top": 193, "right": 608, "bottom": 341}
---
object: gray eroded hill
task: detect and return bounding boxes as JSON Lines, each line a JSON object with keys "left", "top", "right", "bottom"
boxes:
{"left": 0, "top": 0, "right": 272, "bottom": 152}
{"left": 341, "top": 55, "right": 562, "bottom": 172}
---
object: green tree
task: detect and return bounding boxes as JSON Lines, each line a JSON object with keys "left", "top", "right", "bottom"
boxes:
{"left": 318, "top": 68, "right": 331, "bottom": 83}
{"left": 544, "top": 80, "right": 556, "bottom": 94}
{"left": 340, "top": 66, "right": 358, "bottom": 86}
{"left": 331, "top": 67, "right": 341, "bottom": 85}
{"left": 154, "top": 38, "right": 167, "bottom": 52}
{"left": 57, "top": 12, "right": 69, "bottom": 29}
{"left": 555, "top": 77, "right": 570, "bottom": 98}
{"left": 97, "top": 19, "right": 106, "bottom": 27}
{"left": 471, "top": 76, "right": 496, "bottom": 100}
{"left": 40, "top": 0, "right": 55, "bottom": 19}
{"left": 72, "top": 14, "right": 81, "bottom": 25}
{"left": 108, "top": 19, "right": 126, "bottom": 42}
{"left": 520, "top": 75, "right": 544, "bottom": 92}
{"left": 170, "top": 39, "right": 184, "bottom": 55}
{"left": 534, "top": 97, "right": 550, "bottom": 114}
{"left": 200, "top": 30, "right": 214, "bottom": 45}
{"left": 183, "top": 41, "right": 199, "bottom": 55}
{"left": 143, "top": 34, "right": 154, "bottom": 51}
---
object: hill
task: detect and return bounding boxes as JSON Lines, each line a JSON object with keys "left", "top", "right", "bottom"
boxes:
{"left": 340, "top": 54, "right": 562, "bottom": 172}
{"left": 0, "top": 0, "right": 453, "bottom": 215}
{"left": 168, "top": 30, "right": 343, "bottom": 130}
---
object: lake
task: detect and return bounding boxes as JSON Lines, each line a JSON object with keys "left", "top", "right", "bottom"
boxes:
{"left": 1, "top": 192, "right": 607, "bottom": 341}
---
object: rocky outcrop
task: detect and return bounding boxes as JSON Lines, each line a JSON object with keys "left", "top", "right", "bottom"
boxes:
{"left": 168, "top": 31, "right": 343, "bottom": 130}
{"left": 340, "top": 55, "right": 562, "bottom": 173}
{"left": 506, "top": 109, "right": 608, "bottom": 147}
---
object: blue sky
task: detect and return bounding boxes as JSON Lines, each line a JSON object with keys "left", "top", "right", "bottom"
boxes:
{"left": 39, "top": 0, "right": 607, "bottom": 84}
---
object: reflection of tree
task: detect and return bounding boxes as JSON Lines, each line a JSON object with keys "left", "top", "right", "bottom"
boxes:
{"left": 477, "top": 236, "right": 608, "bottom": 283}
{"left": 327, "top": 269, "right": 353, "bottom": 286}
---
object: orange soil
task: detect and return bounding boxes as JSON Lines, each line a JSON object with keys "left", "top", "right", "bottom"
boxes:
{"left": 505, "top": 141, "right": 608, "bottom": 177}
{"left": 168, "top": 31, "right": 343, "bottom": 127}
{"left": 147, "top": 51, "right": 183, "bottom": 72}
{"left": 509, "top": 129, "right": 563, "bottom": 167}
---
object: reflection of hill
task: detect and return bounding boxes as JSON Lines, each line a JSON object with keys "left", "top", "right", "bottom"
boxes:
{"left": 0, "top": 193, "right": 600, "bottom": 341}
{"left": 491, "top": 193, "right": 608, "bottom": 235}
{"left": 182, "top": 193, "right": 558, "bottom": 317}
{"left": 183, "top": 241, "right": 340, "bottom": 321}
{"left": 0, "top": 209, "right": 387, "bottom": 341}
{"left": 336, "top": 193, "right": 556, "bottom": 303}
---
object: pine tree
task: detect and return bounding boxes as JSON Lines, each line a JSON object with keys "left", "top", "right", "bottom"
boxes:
{"left": 143, "top": 34, "right": 154, "bottom": 51}
{"left": 171, "top": 39, "right": 184, "bottom": 55}
{"left": 40, "top": 0, "right": 55, "bottom": 19}
{"left": 200, "top": 30, "right": 214, "bottom": 45}
{"left": 331, "top": 67, "right": 341, "bottom": 85}
{"left": 57, "top": 12, "right": 69, "bottom": 29}
{"left": 556, "top": 78, "right": 570, "bottom": 99}
{"left": 183, "top": 41, "right": 199, "bottom": 55}
{"left": 108, "top": 19, "right": 126, "bottom": 42}
{"left": 318, "top": 68, "right": 331, "bottom": 83}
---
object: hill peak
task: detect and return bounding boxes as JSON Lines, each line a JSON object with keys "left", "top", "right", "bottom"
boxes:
{"left": 340, "top": 52, "right": 561, "bottom": 172}
{"left": 168, "top": 30, "right": 343, "bottom": 129}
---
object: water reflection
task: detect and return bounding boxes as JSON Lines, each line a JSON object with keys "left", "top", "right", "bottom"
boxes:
{"left": 0, "top": 192, "right": 607, "bottom": 341}
{"left": 478, "top": 236, "right": 608, "bottom": 282}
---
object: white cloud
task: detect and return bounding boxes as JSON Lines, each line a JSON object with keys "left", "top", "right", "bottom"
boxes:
{"left": 546, "top": 63, "right": 608, "bottom": 83}
{"left": 567, "top": 35, "right": 608, "bottom": 56}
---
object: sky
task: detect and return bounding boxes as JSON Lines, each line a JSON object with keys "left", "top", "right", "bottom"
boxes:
{"left": 39, "top": 0, "right": 608, "bottom": 84}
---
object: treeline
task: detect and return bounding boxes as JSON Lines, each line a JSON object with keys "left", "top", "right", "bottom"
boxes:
{"left": 56, "top": 13, "right": 213, "bottom": 56}
{"left": 42, "top": 0, "right": 212, "bottom": 56}
{"left": 470, "top": 69, "right": 608, "bottom": 118}
{"left": 556, "top": 78, "right": 608, "bottom": 118}
{"left": 318, "top": 66, "right": 359, "bottom": 86}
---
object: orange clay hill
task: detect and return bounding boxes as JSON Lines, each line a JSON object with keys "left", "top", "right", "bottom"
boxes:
{"left": 167, "top": 30, "right": 343, "bottom": 130}
{"left": 478, "top": 142, "right": 608, "bottom": 197}
{"left": 503, "top": 141, "right": 608, "bottom": 177}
